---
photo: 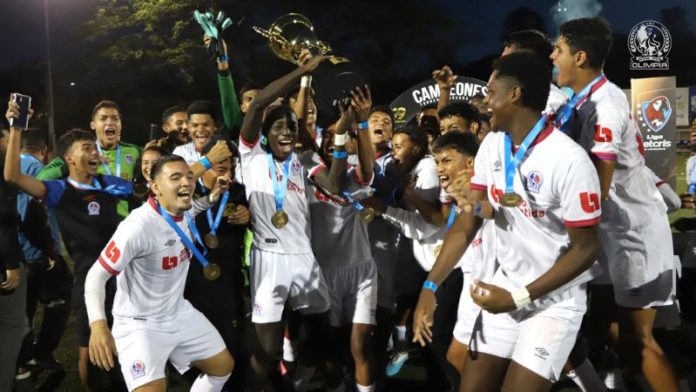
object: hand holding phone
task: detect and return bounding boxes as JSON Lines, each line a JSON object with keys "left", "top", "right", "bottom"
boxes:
{"left": 7, "top": 93, "right": 32, "bottom": 130}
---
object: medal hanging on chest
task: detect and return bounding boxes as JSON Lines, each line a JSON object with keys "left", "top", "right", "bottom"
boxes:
{"left": 501, "top": 116, "right": 547, "bottom": 208}
{"left": 267, "top": 153, "right": 292, "bottom": 229}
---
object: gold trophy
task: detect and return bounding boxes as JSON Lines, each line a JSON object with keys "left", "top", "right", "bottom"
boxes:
{"left": 253, "top": 13, "right": 367, "bottom": 123}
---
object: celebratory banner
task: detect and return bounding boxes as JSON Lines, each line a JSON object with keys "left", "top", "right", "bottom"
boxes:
{"left": 631, "top": 76, "right": 677, "bottom": 187}
{"left": 390, "top": 77, "right": 487, "bottom": 126}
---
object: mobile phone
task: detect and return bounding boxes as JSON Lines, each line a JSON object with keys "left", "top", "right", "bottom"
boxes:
{"left": 10, "top": 93, "right": 31, "bottom": 130}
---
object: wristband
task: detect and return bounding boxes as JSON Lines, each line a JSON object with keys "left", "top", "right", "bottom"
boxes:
{"left": 332, "top": 150, "right": 348, "bottom": 159}
{"left": 216, "top": 54, "right": 229, "bottom": 63}
{"left": 422, "top": 280, "right": 438, "bottom": 293}
{"left": 511, "top": 287, "right": 531, "bottom": 309}
{"left": 334, "top": 133, "right": 347, "bottom": 146}
{"left": 199, "top": 156, "right": 213, "bottom": 170}
{"left": 358, "top": 120, "right": 369, "bottom": 130}
{"left": 300, "top": 75, "right": 312, "bottom": 88}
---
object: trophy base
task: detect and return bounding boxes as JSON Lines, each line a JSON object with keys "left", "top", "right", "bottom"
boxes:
{"left": 313, "top": 58, "right": 368, "bottom": 126}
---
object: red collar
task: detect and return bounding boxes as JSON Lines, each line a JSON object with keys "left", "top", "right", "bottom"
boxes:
{"left": 575, "top": 75, "right": 608, "bottom": 109}
{"left": 148, "top": 195, "right": 184, "bottom": 222}
{"left": 510, "top": 121, "right": 554, "bottom": 153}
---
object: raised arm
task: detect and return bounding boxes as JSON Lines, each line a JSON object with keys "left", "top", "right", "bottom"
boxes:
{"left": 213, "top": 37, "right": 243, "bottom": 136}
{"left": 433, "top": 66, "right": 457, "bottom": 112}
{"left": 240, "top": 51, "right": 328, "bottom": 144}
{"left": 312, "top": 104, "right": 352, "bottom": 194}
{"left": 4, "top": 101, "right": 47, "bottom": 199}
{"left": 351, "top": 86, "right": 374, "bottom": 181}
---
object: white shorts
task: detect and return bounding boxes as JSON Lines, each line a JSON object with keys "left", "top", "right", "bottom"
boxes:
{"left": 453, "top": 272, "right": 481, "bottom": 345}
{"left": 468, "top": 269, "right": 587, "bottom": 382}
{"left": 250, "top": 247, "right": 330, "bottom": 323}
{"left": 112, "top": 303, "right": 226, "bottom": 391}
{"left": 596, "top": 215, "right": 674, "bottom": 308}
{"left": 323, "top": 261, "right": 378, "bottom": 327}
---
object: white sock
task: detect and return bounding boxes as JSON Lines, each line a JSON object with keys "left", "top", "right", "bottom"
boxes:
{"left": 566, "top": 359, "right": 606, "bottom": 392}
{"left": 603, "top": 368, "right": 626, "bottom": 390}
{"left": 328, "top": 384, "right": 346, "bottom": 392}
{"left": 356, "top": 383, "right": 375, "bottom": 392}
{"left": 394, "top": 325, "right": 407, "bottom": 344}
{"left": 190, "top": 372, "right": 230, "bottom": 392}
{"left": 283, "top": 336, "right": 296, "bottom": 362}
{"left": 293, "top": 365, "right": 316, "bottom": 392}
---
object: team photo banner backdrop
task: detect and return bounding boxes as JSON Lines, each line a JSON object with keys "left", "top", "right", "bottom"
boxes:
{"left": 631, "top": 76, "right": 677, "bottom": 187}
{"left": 390, "top": 77, "right": 487, "bottom": 126}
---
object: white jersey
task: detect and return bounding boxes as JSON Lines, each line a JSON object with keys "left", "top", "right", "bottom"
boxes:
{"left": 239, "top": 137, "right": 313, "bottom": 254}
{"left": 644, "top": 166, "right": 679, "bottom": 213}
{"left": 470, "top": 123, "right": 602, "bottom": 289}
{"left": 96, "top": 198, "right": 194, "bottom": 322}
{"left": 545, "top": 83, "right": 568, "bottom": 115}
{"left": 172, "top": 142, "right": 201, "bottom": 166}
{"left": 574, "top": 78, "right": 664, "bottom": 230}
{"left": 685, "top": 154, "right": 696, "bottom": 188}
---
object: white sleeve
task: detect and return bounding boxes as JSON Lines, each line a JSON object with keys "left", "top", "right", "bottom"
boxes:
{"left": 191, "top": 195, "right": 214, "bottom": 216}
{"left": 383, "top": 206, "right": 441, "bottom": 240}
{"left": 84, "top": 261, "right": 113, "bottom": 324}
{"left": 589, "top": 105, "right": 625, "bottom": 162}
{"left": 657, "top": 182, "right": 681, "bottom": 213}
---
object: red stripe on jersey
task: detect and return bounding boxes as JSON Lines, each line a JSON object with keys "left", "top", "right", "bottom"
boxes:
{"left": 148, "top": 196, "right": 184, "bottom": 222}
{"left": 656, "top": 180, "right": 665, "bottom": 187}
{"left": 240, "top": 135, "right": 260, "bottom": 148}
{"left": 510, "top": 121, "right": 555, "bottom": 153}
{"left": 308, "top": 164, "right": 325, "bottom": 179}
{"left": 592, "top": 152, "right": 617, "bottom": 161}
{"left": 575, "top": 75, "right": 608, "bottom": 109}
{"left": 98, "top": 256, "right": 120, "bottom": 276}
{"left": 470, "top": 183, "right": 487, "bottom": 191}
{"left": 564, "top": 216, "right": 601, "bottom": 228}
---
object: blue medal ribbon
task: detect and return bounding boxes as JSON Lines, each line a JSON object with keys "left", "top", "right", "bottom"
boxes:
{"left": 158, "top": 204, "right": 211, "bottom": 267}
{"left": 266, "top": 153, "right": 292, "bottom": 213}
{"left": 342, "top": 191, "right": 367, "bottom": 212}
{"left": 96, "top": 143, "right": 122, "bottom": 177}
{"left": 554, "top": 74, "right": 606, "bottom": 133}
{"left": 66, "top": 176, "right": 132, "bottom": 197}
{"left": 504, "top": 116, "right": 547, "bottom": 196}
{"left": 689, "top": 159, "right": 696, "bottom": 194}
{"left": 206, "top": 191, "right": 230, "bottom": 235}
{"left": 445, "top": 205, "right": 457, "bottom": 230}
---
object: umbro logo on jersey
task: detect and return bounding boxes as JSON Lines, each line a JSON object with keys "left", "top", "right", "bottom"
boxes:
{"left": 164, "top": 239, "right": 176, "bottom": 247}
{"left": 265, "top": 238, "right": 278, "bottom": 244}
{"left": 493, "top": 160, "right": 502, "bottom": 172}
{"left": 534, "top": 347, "right": 549, "bottom": 360}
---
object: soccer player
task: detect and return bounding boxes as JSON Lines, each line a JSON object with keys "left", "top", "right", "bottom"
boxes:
{"left": 438, "top": 101, "right": 481, "bottom": 135}
{"left": 186, "top": 138, "right": 250, "bottom": 388}
{"left": 501, "top": 29, "right": 568, "bottom": 115}
{"left": 551, "top": 17, "right": 679, "bottom": 391}
{"left": 4, "top": 118, "right": 134, "bottom": 389}
{"left": 307, "top": 90, "right": 377, "bottom": 392}
{"left": 173, "top": 100, "right": 219, "bottom": 165}
{"left": 238, "top": 51, "right": 341, "bottom": 391}
{"left": 145, "top": 105, "right": 190, "bottom": 154}
{"left": 134, "top": 146, "right": 167, "bottom": 201}
{"left": 37, "top": 100, "right": 142, "bottom": 217}
{"left": 84, "top": 155, "right": 234, "bottom": 392}
{"left": 413, "top": 51, "right": 601, "bottom": 391}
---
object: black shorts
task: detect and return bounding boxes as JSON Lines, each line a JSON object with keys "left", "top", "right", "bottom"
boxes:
{"left": 72, "top": 273, "right": 116, "bottom": 347}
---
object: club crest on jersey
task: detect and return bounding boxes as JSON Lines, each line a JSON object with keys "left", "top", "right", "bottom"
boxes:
{"left": 130, "top": 360, "right": 145, "bottom": 379}
{"left": 638, "top": 96, "right": 672, "bottom": 132}
{"left": 525, "top": 171, "right": 543, "bottom": 193}
{"left": 87, "top": 201, "right": 101, "bottom": 216}
{"left": 125, "top": 154, "right": 133, "bottom": 164}
{"left": 291, "top": 160, "right": 302, "bottom": 176}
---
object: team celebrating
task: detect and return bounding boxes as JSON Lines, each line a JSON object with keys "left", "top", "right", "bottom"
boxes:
{"left": 0, "top": 15, "right": 685, "bottom": 392}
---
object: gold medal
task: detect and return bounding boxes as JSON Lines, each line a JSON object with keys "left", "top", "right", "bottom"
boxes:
{"left": 203, "top": 263, "right": 221, "bottom": 281}
{"left": 359, "top": 207, "right": 375, "bottom": 223}
{"left": 500, "top": 192, "right": 523, "bottom": 207}
{"left": 271, "top": 210, "right": 289, "bottom": 229}
{"left": 433, "top": 244, "right": 442, "bottom": 258}
{"left": 204, "top": 233, "right": 219, "bottom": 249}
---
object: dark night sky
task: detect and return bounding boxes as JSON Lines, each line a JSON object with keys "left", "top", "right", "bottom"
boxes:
{"left": 1, "top": 0, "right": 695, "bottom": 142}
{"left": 2, "top": 0, "right": 695, "bottom": 71}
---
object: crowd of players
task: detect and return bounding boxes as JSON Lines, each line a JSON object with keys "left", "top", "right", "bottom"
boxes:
{"left": 0, "top": 16, "right": 686, "bottom": 392}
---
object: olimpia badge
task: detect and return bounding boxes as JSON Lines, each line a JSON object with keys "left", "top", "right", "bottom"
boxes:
{"left": 628, "top": 20, "right": 671, "bottom": 70}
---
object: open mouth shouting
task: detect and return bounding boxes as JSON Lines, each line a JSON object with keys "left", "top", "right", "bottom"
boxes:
{"left": 103, "top": 126, "right": 118, "bottom": 143}
{"left": 193, "top": 131, "right": 210, "bottom": 146}
{"left": 176, "top": 188, "right": 193, "bottom": 203}
{"left": 439, "top": 173, "right": 451, "bottom": 192}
